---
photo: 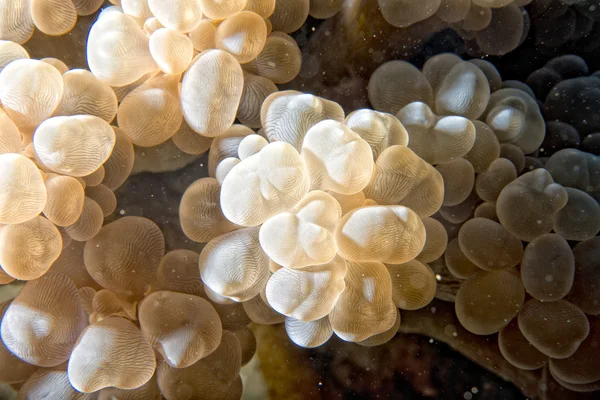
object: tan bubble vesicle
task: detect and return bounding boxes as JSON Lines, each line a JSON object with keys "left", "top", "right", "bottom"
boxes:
{"left": 200, "top": 226, "right": 270, "bottom": 302}
{"left": 422, "top": 53, "right": 462, "bottom": 95}
{"left": 172, "top": 119, "right": 213, "bottom": 155}
{"left": 216, "top": 11, "right": 267, "bottom": 64}
{"left": 336, "top": 205, "right": 426, "bottom": 264}
{"left": 0, "top": 153, "right": 47, "bottom": 224}
{"left": 0, "top": 301, "right": 39, "bottom": 383}
{"left": 68, "top": 317, "right": 156, "bottom": 393}
{"left": 455, "top": 270, "right": 525, "bottom": 335}
{"left": 397, "top": 102, "right": 476, "bottom": 165}
{"left": 85, "top": 184, "right": 117, "bottom": 217}
{"left": 474, "top": 4, "right": 524, "bottom": 56}
{"left": 309, "top": 0, "right": 344, "bottom": 18}
{"left": 521, "top": 234, "right": 574, "bottom": 302}
{"left": 149, "top": 28, "right": 194, "bottom": 75}
{"left": 143, "top": 17, "right": 164, "bottom": 35}
{"left": 499, "top": 143, "right": 525, "bottom": 173}
{"left": 212, "top": 302, "right": 251, "bottom": 331}
{"left": 357, "top": 309, "right": 401, "bottom": 347}
{"left": 50, "top": 240, "right": 100, "bottom": 289}
{"left": 64, "top": 197, "right": 104, "bottom": 242}
{"left": 102, "top": 127, "right": 135, "bottom": 190}
{"left": 43, "top": 174, "right": 85, "bottom": 226}
{"left": 181, "top": 49, "right": 244, "bottom": 137}
{"left": 475, "top": 158, "right": 517, "bottom": 202}
{"left": 444, "top": 238, "right": 479, "bottom": 279}
{"left": 498, "top": 319, "right": 548, "bottom": 371}
{"left": 265, "top": 256, "right": 347, "bottom": 321}
{"left": 553, "top": 187, "right": 600, "bottom": 241}
{"left": 497, "top": 169, "right": 569, "bottom": 242}
{"left": 243, "top": 294, "right": 285, "bottom": 325}
{"left": 84, "top": 216, "right": 165, "bottom": 298}
{"left": 245, "top": 0, "right": 276, "bottom": 18}
{"left": 148, "top": 0, "right": 203, "bottom": 33}
{"left": 378, "top": 0, "right": 441, "bottom": 28}
{"left": 345, "top": 109, "right": 409, "bottom": 160}
{"left": 97, "top": 373, "right": 162, "bottom": 400}
{"left": 261, "top": 90, "right": 344, "bottom": 151}
{"left": 34, "top": 115, "right": 116, "bottom": 177}
{"left": 71, "top": 0, "right": 104, "bottom": 16}
{"left": 118, "top": 73, "right": 183, "bottom": 147}
{"left": 0, "top": 216, "right": 62, "bottom": 280}
{"left": 208, "top": 124, "right": 254, "bottom": 177}
{"left": 87, "top": 10, "right": 157, "bottom": 87}
{"left": 435, "top": 61, "right": 491, "bottom": 119}
{"left": 363, "top": 145, "right": 444, "bottom": 217}
{"left": 1, "top": 272, "right": 87, "bottom": 367}
{"left": 369, "top": 61, "right": 434, "bottom": 114}
{"left": 436, "top": 0, "right": 470, "bottom": 22}
{"left": 111, "top": 71, "right": 156, "bottom": 104}
{"left": 567, "top": 237, "right": 600, "bottom": 315}
{"left": 436, "top": 158, "right": 475, "bottom": 206}
{"left": 463, "top": 120, "right": 500, "bottom": 173}
{"left": 0, "top": 0, "right": 35, "bottom": 44}
{"left": 387, "top": 260, "right": 436, "bottom": 310}
{"left": 518, "top": 299, "right": 590, "bottom": 359}
{"left": 91, "top": 289, "right": 131, "bottom": 322}
{"left": 180, "top": 177, "right": 237, "bottom": 243}
{"left": 0, "top": 59, "right": 63, "bottom": 131}
{"left": 30, "top": 0, "right": 77, "bottom": 37}
{"left": 150, "top": 249, "right": 203, "bottom": 296}
{"left": 238, "top": 71, "right": 278, "bottom": 128}
{"left": 54, "top": 69, "right": 118, "bottom": 123}
{"left": 201, "top": 0, "right": 247, "bottom": 20}
{"left": 0, "top": 40, "right": 29, "bottom": 72}
{"left": 232, "top": 326, "right": 256, "bottom": 365}
{"left": 139, "top": 291, "right": 222, "bottom": 368}
{"left": 188, "top": 20, "right": 217, "bottom": 52}
{"left": 16, "top": 362, "right": 90, "bottom": 400}
{"left": 469, "top": 59, "right": 503, "bottom": 92}
{"left": 245, "top": 32, "right": 301, "bottom": 84}
{"left": 302, "top": 120, "right": 374, "bottom": 194}
{"left": 545, "top": 149, "right": 600, "bottom": 200}
{"left": 0, "top": 109, "right": 21, "bottom": 155}
{"left": 473, "top": 201, "right": 498, "bottom": 221}
{"left": 270, "top": 0, "right": 309, "bottom": 33}
{"left": 82, "top": 166, "right": 105, "bottom": 188}
{"left": 121, "top": 0, "right": 153, "bottom": 25}
{"left": 327, "top": 190, "right": 366, "bottom": 215}
{"left": 329, "top": 260, "right": 397, "bottom": 342}
{"left": 458, "top": 217, "right": 523, "bottom": 271}
{"left": 416, "top": 217, "right": 448, "bottom": 263}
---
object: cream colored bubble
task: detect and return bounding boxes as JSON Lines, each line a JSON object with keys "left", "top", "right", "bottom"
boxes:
{"left": 201, "top": 0, "right": 247, "bottom": 19}
{"left": 181, "top": 49, "right": 244, "bottom": 137}
{"left": 216, "top": 11, "right": 267, "bottom": 64}
{"left": 237, "top": 134, "right": 267, "bottom": 159}
{"left": 30, "top": 0, "right": 77, "bottom": 36}
{"left": 118, "top": 73, "right": 183, "bottom": 147}
{"left": 84, "top": 216, "right": 165, "bottom": 298}
{"left": 0, "top": 0, "right": 35, "bottom": 44}
{"left": 416, "top": 217, "right": 448, "bottom": 263}
{"left": 0, "top": 153, "right": 47, "bottom": 224}
{"left": 0, "top": 40, "right": 29, "bottom": 72}
{"left": 518, "top": 299, "right": 589, "bottom": 359}
{"left": 43, "top": 174, "right": 85, "bottom": 226}
{"left": 363, "top": 145, "right": 444, "bottom": 217}
{"left": 54, "top": 69, "right": 118, "bottom": 123}
{"left": 326, "top": 190, "right": 366, "bottom": 215}
{"left": 388, "top": 260, "right": 436, "bottom": 310}
{"left": 345, "top": 109, "right": 409, "bottom": 160}
{"left": 397, "top": 102, "right": 476, "bottom": 164}
{"left": 200, "top": 226, "right": 270, "bottom": 302}
{"left": 0, "top": 109, "right": 21, "bottom": 155}
{"left": 0, "top": 301, "right": 38, "bottom": 383}
{"left": 85, "top": 184, "right": 117, "bottom": 217}
{"left": 68, "top": 317, "right": 156, "bottom": 392}
{"left": 244, "top": 32, "right": 301, "bottom": 84}
{"left": 1, "top": 271, "right": 87, "bottom": 366}
{"left": 139, "top": 291, "right": 222, "bottom": 368}
{"left": 335, "top": 205, "right": 426, "bottom": 264}
{"left": 435, "top": 61, "right": 491, "bottom": 119}
{"left": 148, "top": 0, "right": 203, "bottom": 32}
{"left": 369, "top": 61, "right": 434, "bottom": 114}
{"left": 475, "top": 158, "right": 517, "bottom": 202}
{"left": 0, "top": 216, "right": 62, "bottom": 280}
{"left": 238, "top": 71, "right": 278, "bottom": 128}
{"left": 378, "top": 0, "right": 441, "bottom": 28}
{"left": 102, "top": 127, "right": 135, "bottom": 190}
{"left": 180, "top": 177, "right": 237, "bottom": 243}
{"left": 149, "top": 28, "right": 194, "bottom": 75}
{"left": 436, "top": 158, "right": 475, "bottom": 206}
{"left": 422, "top": 53, "right": 462, "bottom": 94}
{"left": 463, "top": 120, "right": 500, "bottom": 173}
{"left": 357, "top": 309, "right": 401, "bottom": 347}
{"left": 215, "top": 157, "right": 241, "bottom": 185}
{"left": 34, "top": 115, "right": 115, "bottom": 177}
{"left": 143, "top": 17, "right": 164, "bottom": 35}
{"left": 270, "top": 0, "right": 309, "bottom": 33}
{"left": 498, "top": 319, "right": 548, "bottom": 371}
{"left": 285, "top": 317, "right": 332, "bottom": 348}
{"left": 455, "top": 270, "right": 525, "bottom": 335}
{"left": 16, "top": 362, "right": 86, "bottom": 400}
{"left": 245, "top": 0, "right": 275, "bottom": 17}
{"left": 266, "top": 256, "right": 346, "bottom": 321}
{"left": 329, "top": 260, "right": 397, "bottom": 342}
{"left": 0, "top": 59, "right": 63, "bottom": 131}
{"left": 261, "top": 90, "right": 344, "bottom": 151}
{"left": 87, "top": 10, "right": 157, "bottom": 86}
{"left": 208, "top": 124, "right": 254, "bottom": 177}
{"left": 121, "top": 0, "right": 153, "bottom": 25}
{"left": 221, "top": 142, "right": 310, "bottom": 227}
{"left": 302, "top": 120, "right": 374, "bottom": 194}
{"left": 188, "top": 20, "right": 217, "bottom": 52}
{"left": 497, "top": 169, "right": 569, "bottom": 242}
